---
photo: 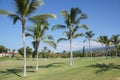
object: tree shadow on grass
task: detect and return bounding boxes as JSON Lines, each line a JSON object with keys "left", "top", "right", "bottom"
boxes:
{"left": 0, "top": 62, "right": 65, "bottom": 77}
{"left": 0, "top": 68, "right": 22, "bottom": 77}
{"left": 39, "top": 62, "right": 65, "bottom": 68}
{"left": 88, "top": 63, "right": 120, "bottom": 74}
{"left": 0, "top": 66, "right": 36, "bottom": 77}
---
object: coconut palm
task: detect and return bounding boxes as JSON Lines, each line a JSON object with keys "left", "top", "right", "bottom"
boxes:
{"left": 96, "top": 36, "right": 106, "bottom": 46}
{"left": 96, "top": 35, "right": 106, "bottom": 56}
{"left": 52, "top": 7, "right": 88, "bottom": 66}
{"left": 111, "top": 34, "right": 120, "bottom": 57}
{"left": 0, "top": 0, "right": 43, "bottom": 77}
{"left": 83, "top": 31, "right": 95, "bottom": 58}
{"left": 26, "top": 15, "right": 56, "bottom": 71}
{"left": 97, "top": 35, "right": 111, "bottom": 59}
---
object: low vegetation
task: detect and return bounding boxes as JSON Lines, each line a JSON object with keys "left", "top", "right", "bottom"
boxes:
{"left": 0, "top": 57, "right": 119, "bottom": 80}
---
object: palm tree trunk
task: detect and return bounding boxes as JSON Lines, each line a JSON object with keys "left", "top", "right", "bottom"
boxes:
{"left": 36, "top": 41, "right": 40, "bottom": 71}
{"left": 115, "top": 46, "right": 118, "bottom": 57}
{"left": 36, "top": 49, "right": 39, "bottom": 71}
{"left": 22, "top": 18, "right": 27, "bottom": 77}
{"left": 70, "top": 36, "right": 73, "bottom": 66}
{"left": 89, "top": 40, "right": 92, "bottom": 58}
{"left": 105, "top": 46, "right": 108, "bottom": 60}
{"left": 116, "top": 51, "right": 118, "bottom": 57}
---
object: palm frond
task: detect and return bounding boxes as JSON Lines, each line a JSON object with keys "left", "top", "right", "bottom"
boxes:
{"left": 70, "top": 7, "right": 82, "bottom": 23}
{"left": 25, "top": 33, "right": 33, "bottom": 37}
{"left": 0, "top": 9, "right": 21, "bottom": 24}
{"left": 7, "top": 14, "right": 21, "bottom": 24}
{"left": 57, "top": 38, "right": 68, "bottom": 43}
{"left": 0, "top": 9, "right": 14, "bottom": 15}
{"left": 14, "top": 0, "right": 29, "bottom": 16}
{"left": 52, "top": 24, "right": 66, "bottom": 31}
{"left": 72, "top": 26, "right": 79, "bottom": 35}
{"left": 28, "top": 0, "right": 44, "bottom": 15}
{"left": 61, "top": 10, "right": 69, "bottom": 19}
{"left": 43, "top": 40, "right": 56, "bottom": 49}
{"left": 42, "top": 35, "right": 54, "bottom": 40}
{"left": 74, "top": 7, "right": 82, "bottom": 14}
{"left": 79, "top": 13, "right": 88, "bottom": 20}
{"left": 63, "top": 31, "right": 70, "bottom": 39}
{"left": 29, "top": 14, "right": 56, "bottom": 21}
{"left": 12, "top": 15, "right": 21, "bottom": 24}
{"left": 26, "top": 25, "right": 35, "bottom": 32}
{"left": 73, "top": 33, "right": 84, "bottom": 38}
{"left": 14, "top": 0, "right": 43, "bottom": 16}
{"left": 72, "top": 24, "right": 88, "bottom": 36}
{"left": 76, "top": 24, "right": 89, "bottom": 30}
{"left": 39, "top": 25, "right": 48, "bottom": 38}
{"left": 75, "top": 13, "right": 88, "bottom": 24}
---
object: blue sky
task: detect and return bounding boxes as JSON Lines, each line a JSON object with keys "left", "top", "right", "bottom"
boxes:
{"left": 0, "top": 0, "right": 120, "bottom": 52}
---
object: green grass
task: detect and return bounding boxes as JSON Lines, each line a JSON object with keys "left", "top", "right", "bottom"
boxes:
{"left": 0, "top": 57, "right": 120, "bottom": 80}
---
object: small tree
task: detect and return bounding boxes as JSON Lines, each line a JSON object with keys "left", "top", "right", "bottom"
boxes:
{"left": 97, "top": 35, "right": 111, "bottom": 59}
{"left": 83, "top": 31, "right": 95, "bottom": 58}
{"left": 18, "top": 46, "right": 33, "bottom": 57}
{"left": 0, "top": 45, "right": 8, "bottom": 53}
{"left": 110, "top": 34, "right": 120, "bottom": 57}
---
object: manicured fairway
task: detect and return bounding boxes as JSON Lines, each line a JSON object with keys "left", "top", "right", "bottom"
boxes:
{"left": 0, "top": 57, "right": 120, "bottom": 80}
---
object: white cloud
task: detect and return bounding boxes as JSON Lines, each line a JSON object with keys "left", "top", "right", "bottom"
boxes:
{"left": 42, "top": 40, "right": 103, "bottom": 53}
{"left": 84, "top": 41, "right": 103, "bottom": 48}
{"left": 54, "top": 41, "right": 103, "bottom": 52}
{"left": 56, "top": 41, "right": 83, "bottom": 52}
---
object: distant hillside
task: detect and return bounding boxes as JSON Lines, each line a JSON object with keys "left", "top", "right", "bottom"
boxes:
{"left": 75, "top": 46, "right": 115, "bottom": 53}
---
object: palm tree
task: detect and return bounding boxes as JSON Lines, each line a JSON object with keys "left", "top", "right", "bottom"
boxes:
{"left": 111, "top": 34, "right": 120, "bottom": 57}
{"left": 26, "top": 15, "right": 56, "bottom": 71}
{"left": 97, "top": 35, "right": 111, "bottom": 59}
{"left": 83, "top": 31, "right": 95, "bottom": 58}
{"left": 52, "top": 7, "right": 88, "bottom": 66}
{"left": 0, "top": 0, "right": 43, "bottom": 77}
{"left": 96, "top": 36, "right": 106, "bottom": 56}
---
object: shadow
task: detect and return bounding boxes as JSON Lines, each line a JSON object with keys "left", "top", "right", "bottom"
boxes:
{"left": 39, "top": 62, "right": 65, "bottom": 68}
{"left": 0, "top": 68, "right": 22, "bottom": 77}
{"left": 88, "top": 63, "right": 120, "bottom": 74}
{"left": 26, "top": 66, "right": 36, "bottom": 72}
{"left": 0, "top": 66, "right": 36, "bottom": 77}
{"left": 0, "top": 62, "right": 65, "bottom": 77}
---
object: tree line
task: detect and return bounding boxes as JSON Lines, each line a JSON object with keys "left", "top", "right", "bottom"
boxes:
{"left": 0, "top": 0, "right": 120, "bottom": 77}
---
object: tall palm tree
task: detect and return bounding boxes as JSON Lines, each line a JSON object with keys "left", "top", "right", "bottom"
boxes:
{"left": 26, "top": 15, "right": 56, "bottom": 71}
{"left": 111, "top": 34, "right": 120, "bottom": 57}
{"left": 0, "top": 0, "right": 43, "bottom": 77}
{"left": 52, "top": 7, "right": 88, "bottom": 66}
{"left": 83, "top": 31, "right": 95, "bottom": 58}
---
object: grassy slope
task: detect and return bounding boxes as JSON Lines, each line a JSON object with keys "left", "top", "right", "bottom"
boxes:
{"left": 0, "top": 57, "right": 120, "bottom": 80}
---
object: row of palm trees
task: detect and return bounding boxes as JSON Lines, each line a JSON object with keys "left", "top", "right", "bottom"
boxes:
{"left": 0, "top": 0, "right": 89, "bottom": 77}
{"left": 1, "top": 0, "right": 119, "bottom": 77}
{"left": 0, "top": 0, "right": 56, "bottom": 77}
{"left": 83, "top": 32, "right": 120, "bottom": 59}
{"left": 96, "top": 34, "right": 120, "bottom": 59}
